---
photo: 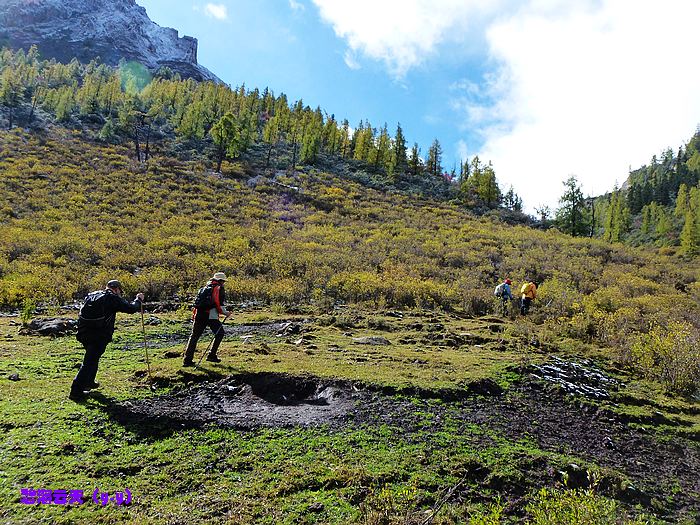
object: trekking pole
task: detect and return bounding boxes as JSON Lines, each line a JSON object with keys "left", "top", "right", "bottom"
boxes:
{"left": 195, "top": 316, "right": 229, "bottom": 369}
{"left": 140, "top": 303, "right": 154, "bottom": 383}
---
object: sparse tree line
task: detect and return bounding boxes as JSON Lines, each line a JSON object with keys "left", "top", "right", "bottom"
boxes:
{"left": 0, "top": 47, "right": 522, "bottom": 212}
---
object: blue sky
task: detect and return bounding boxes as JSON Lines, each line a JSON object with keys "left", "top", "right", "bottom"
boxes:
{"left": 137, "top": 0, "right": 700, "bottom": 212}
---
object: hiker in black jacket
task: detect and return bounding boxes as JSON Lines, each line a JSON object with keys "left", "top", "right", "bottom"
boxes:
{"left": 70, "top": 280, "right": 144, "bottom": 400}
{"left": 183, "top": 272, "right": 230, "bottom": 366}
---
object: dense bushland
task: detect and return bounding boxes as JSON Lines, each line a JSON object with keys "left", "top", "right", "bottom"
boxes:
{"left": 1, "top": 128, "right": 700, "bottom": 394}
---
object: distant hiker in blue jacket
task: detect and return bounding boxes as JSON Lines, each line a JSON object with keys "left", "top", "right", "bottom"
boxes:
{"left": 494, "top": 278, "right": 513, "bottom": 316}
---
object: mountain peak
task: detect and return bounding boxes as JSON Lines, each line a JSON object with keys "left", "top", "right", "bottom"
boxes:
{"left": 0, "top": 0, "right": 221, "bottom": 82}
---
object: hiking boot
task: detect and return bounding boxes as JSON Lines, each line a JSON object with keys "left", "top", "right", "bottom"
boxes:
{"left": 205, "top": 355, "right": 221, "bottom": 363}
{"left": 69, "top": 389, "right": 87, "bottom": 401}
{"left": 85, "top": 381, "right": 100, "bottom": 390}
{"left": 182, "top": 360, "right": 195, "bottom": 367}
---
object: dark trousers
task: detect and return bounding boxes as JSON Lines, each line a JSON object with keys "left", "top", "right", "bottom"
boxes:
{"left": 183, "top": 317, "right": 224, "bottom": 362}
{"left": 72, "top": 340, "right": 108, "bottom": 392}
{"left": 520, "top": 297, "right": 532, "bottom": 315}
{"left": 501, "top": 298, "right": 510, "bottom": 316}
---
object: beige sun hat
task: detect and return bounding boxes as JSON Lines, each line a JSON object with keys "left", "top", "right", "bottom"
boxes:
{"left": 212, "top": 272, "right": 227, "bottom": 281}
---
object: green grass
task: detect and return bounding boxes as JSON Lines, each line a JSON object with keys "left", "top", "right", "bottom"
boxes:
{"left": 0, "top": 310, "right": 698, "bottom": 524}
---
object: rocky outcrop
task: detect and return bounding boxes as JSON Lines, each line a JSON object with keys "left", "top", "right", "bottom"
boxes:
{"left": 0, "top": 0, "right": 220, "bottom": 82}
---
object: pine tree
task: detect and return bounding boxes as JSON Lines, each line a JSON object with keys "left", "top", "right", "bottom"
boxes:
{"left": 426, "top": 139, "right": 442, "bottom": 178}
{"left": 655, "top": 207, "right": 672, "bottom": 243}
{"left": 555, "top": 175, "right": 589, "bottom": 236}
{"left": 603, "top": 191, "right": 630, "bottom": 243}
{"left": 408, "top": 143, "right": 421, "bottom": 177}
{"left": 210, "top": 112, "right": 242, "bottom": 172}
{"left": 374, "top": 123, "right": 390, "bottom": 171}
{"left": 1, "top": 67, "right": 24, "bottom": 128}
{"left": 680, "top": 209, "right": 699, "bottom": 256}
{"left": 339, "top": 119, "right": 351, "bottom": 158}
{"left": 262, "top": 114, "right": 281, "bottom": 167}
{"left": 675, "top": 183, "right": 689, "bottom": 218}
{"left": 479, "top": 162, "right": 501, "bottom": 207}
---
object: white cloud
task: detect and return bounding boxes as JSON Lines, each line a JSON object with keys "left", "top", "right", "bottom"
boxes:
{"left": 204, "top": 3, "right": 228, "bottom": 20}
{"left": 289, "top": 0, "right": 305, "bottom": 11}
{"left": 472, "top": 0, "right": 700, "bottom": 211}
{"left": 343, "top": 50, "right": 361, "bottom": 70}
{"left": 311, "top": 0, "right": 509, "bottom": 77}
{"left": 311, "top": 0, "right": 700, "bottom": 212}
{"left": 456, "top": 139, "right": 469, "bottom": 163}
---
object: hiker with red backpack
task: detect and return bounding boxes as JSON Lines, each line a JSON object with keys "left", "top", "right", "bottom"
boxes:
{"left": 182, "top": 272, "right": 230, "bottom": 366}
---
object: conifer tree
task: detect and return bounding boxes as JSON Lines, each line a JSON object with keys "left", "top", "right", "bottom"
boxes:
{"left": 374, "top": 123, "right": 390, "bottom": 171}
{"left": 262, "top": 114, "right": 281, "bottom": 167}
{"left": 392, "top": 123, "right": 407, "bottom": 170}
{"left": 1, "top": 67, "right": 24, "bottom": 128}
{"left": 603, "top": 191, "right": 630, "bottom": 243}
{"left": 655, "top": 207, "right": 672, "bottom": 242}
{"left": 426, "top": 139, "right": 442, "bottom": 178}
{"left": 675, "top": 183, "right": 689, "bottom": 218}
{"left": 210, "top": 112, "right": 241, "bottom": 172}
{"left": 680, "top": 209, "right": 699, "bottom": 256}
{"left": 555, "top": 175, "right": 589, "bottom": 236}
{"left": 339, "top": 119, "right": 351, "bottom": 158}
{"left": 408, "top": 143, "right": 421, "bottom": 177}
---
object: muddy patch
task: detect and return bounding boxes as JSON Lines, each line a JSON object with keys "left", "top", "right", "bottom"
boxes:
{"left": 114, "top": 372, "right": 357, "bottom": 430}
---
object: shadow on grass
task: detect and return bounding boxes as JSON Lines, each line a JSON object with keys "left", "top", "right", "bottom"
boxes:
{"left": 87, "top": 368, "right": 230, "bottom": 440}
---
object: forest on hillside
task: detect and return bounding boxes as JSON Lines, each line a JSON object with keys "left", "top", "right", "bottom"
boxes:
{"left": 0, "top": 46, "right": 516, "bottom": 213}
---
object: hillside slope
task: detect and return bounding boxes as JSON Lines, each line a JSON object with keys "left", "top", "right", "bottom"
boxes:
{"left": 1, "top": 128, "right": 700, "bottom": 523}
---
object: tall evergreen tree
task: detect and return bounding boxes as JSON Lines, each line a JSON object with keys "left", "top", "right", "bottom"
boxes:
{"left": 680, "top": 209, "right": 699, "bottom": 256}
{"left": 210, "top": 112, "right": 242, "bottom": 172}
{"left": 675, "top": 183, "right": 690, "bottom": 218}
{"left": 426, "top": 139, "right": 442, "bottom": 178}
{"left": 408, "top": 143, "right": 421, "bottom": 177}
{"left": 555, "top": 175, "right": 589, "bottom": 236}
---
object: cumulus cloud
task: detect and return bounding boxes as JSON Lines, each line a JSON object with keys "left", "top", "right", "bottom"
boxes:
{"left": 311, "top": 0, "right": 508, "bottom": 77}
{"left": 312, "top": 0, "right": 700, "bottom": 211}
{"left": 204, "top": 3, "right": 228, "bottom": 20}
{"left": 472, "top": 0, "right": 700, "bottom": 210}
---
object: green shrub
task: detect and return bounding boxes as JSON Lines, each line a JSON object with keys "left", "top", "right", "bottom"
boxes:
{"left": 624, "top": 322, "right": 700, "bottom": 395}
{"left": 526, "top": 488, "right": 654, "bottom": 524}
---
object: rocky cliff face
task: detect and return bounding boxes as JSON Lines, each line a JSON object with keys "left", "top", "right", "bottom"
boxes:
{"left": 0, "top": 0, "right": 221, "bottom": 82}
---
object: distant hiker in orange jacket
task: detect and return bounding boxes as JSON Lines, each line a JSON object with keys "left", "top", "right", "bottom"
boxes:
{"left": 520, "top": 280, "right": 537, "bottom": 315}
{"left": 183, "top": 272, "right": 230, "bottom": 366}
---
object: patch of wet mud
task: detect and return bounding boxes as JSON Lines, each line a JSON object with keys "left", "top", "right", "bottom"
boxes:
{"left": 114, "top": 372, "right": 358, "bottom": 430}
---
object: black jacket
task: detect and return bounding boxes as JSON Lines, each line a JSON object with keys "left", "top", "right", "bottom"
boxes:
{"left": 76, "top": 289, "right": 142, "bottom": 344}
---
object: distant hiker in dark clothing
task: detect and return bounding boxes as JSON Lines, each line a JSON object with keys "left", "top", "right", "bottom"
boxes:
{"left": 70, "top": 280, "right": 144, "bottom": 400}
{"left": 520, "top": 280, "right": 537, "bottom": 315}
{"left": 494, "top": 278, "right": 513, "bottom": 316}
{"left": 183, "top": 272, "right": 230, "bottom": 366}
